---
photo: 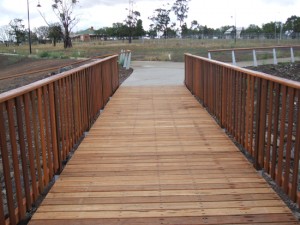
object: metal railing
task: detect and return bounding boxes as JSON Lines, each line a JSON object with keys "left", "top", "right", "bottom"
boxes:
{"left": 0, "top": 55, "right": 119, "bottom": 225}
{"left": 208, "top": 46, "right": 300, "bottom": 66}
{"left": 185, "top": 53, "right": 300, "bottom": 206}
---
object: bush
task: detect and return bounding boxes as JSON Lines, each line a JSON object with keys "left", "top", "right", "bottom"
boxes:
{"left": 38, "top": 51, "right": 68, "bottom": 59}
{"left": 38, "top": 51, "right": 50, "bottom": 58}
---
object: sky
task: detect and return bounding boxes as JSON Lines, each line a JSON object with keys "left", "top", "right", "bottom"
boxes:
{"left": 0, "top": 0, "right": 299, "bottom": 32}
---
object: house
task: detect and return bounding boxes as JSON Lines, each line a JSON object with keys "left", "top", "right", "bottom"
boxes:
{"left": 72, "top": 26, "right": 96, "bottom": 42}
{"left": 224, "top": 27, "right": 242, "bottom": 39}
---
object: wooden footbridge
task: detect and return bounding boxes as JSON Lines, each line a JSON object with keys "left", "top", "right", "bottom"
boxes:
{"left": 0, "top": 55, "right": 299, "bottom": 224}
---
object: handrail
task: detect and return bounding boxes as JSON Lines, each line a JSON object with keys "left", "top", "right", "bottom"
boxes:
{"left": 186, "top": 54, "right": 300, "bottom": 89}
{"left": 0, "top": 55, "right": 119, "bottom": 225}
{"left": 207, "top": 46, "right": 299, "bottom": 66}
{"left": 208, "top": 45, "right": 300, "bottom": 53}
{"left": 0, "top": 55, "right": 118, "bottom": 103}
{"left": 0, "top": 54, "right": 116, "bottom": 82}
{"left": 185, "top": 53, "right": 300, "bottom": 207}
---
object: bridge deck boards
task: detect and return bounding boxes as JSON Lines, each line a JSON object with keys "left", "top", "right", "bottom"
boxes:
{"left": 30, "top": 86, "right": 298, "bottom": 224}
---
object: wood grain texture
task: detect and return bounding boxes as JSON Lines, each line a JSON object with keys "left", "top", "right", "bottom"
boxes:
{"left": 29, "top": 86, "right": 298, "bottom": 224}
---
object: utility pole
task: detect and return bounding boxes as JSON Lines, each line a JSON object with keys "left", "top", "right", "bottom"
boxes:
{"left": 27, "top": 0, "right": 32, "bottom": 54}
{"left": 128, "top": 0, "right": 134, "bottom": 43}
{"left": 234, "top": 14, "right": 237, "bottom": 44}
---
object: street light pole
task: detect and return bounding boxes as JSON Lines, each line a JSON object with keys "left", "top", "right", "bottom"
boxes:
{"left": 27, "top": 0, "right": 32, "bottom": 54}
{"left": 234, "top": 15, "right": 236, "bottom": 44}
{"left": 231, "top": 13, "right": 237, "bottom": 44}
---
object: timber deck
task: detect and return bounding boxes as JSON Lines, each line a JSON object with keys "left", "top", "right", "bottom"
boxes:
{"left": 30, "top": 86, "right": 299, "bottom": 225}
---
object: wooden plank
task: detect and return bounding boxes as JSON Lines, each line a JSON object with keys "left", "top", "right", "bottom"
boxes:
{"left": 29, "top": 86, "right": 298, "bottom": 224}
{"left": 38, "top": 200, "right": 286, "bottom": 212}
{"left": 45, "top": 188, "right": 275, "bottom": 198}
{"left": 50, "top": 182, "right": 270, "bottom": 193}
{"left": 41, "top": 193, "right": 280, "bottom": 205}
{"left": 29, "top": 215, "right": 299, "bottom": 225}
{"left": 32, "top": 207, "right": 293, "bottom": 219}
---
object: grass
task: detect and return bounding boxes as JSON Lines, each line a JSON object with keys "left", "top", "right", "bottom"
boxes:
{"left": 0, "top": 38, "right": 300, "bottom": 62}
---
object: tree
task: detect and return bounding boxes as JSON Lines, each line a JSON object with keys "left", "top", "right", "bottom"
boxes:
{"left": 149, "top": 8, "right": 175, "bottom": 39}
{"left": 52, "top": 0, "right": 79, "bottom": 48}
{"left": 285, "top": 15, "right": 300, "bottom": 33}
{"left": 9, "top": 18, "right": 26, "bottom": 44}
{"left": 124, "top": 10, "right": 141, "bottom": 43}
{"left": 112, "top": 22, "right": 127, "bottom": 38}
{"left": 262, "top": 22, "right": 280, "bottom": 38}
{"left": 181, "top": 23, "right": 189, "bottom": 37}
{"left": 49, "top": 23, "right": 63, "bottom": 46}
{"left": 35, "top": 26, "right": 49, "bottom": 40}
{"left": 190, "top": 20, "right": 203, "bottom": 38}
{"left": 0, "top": 25, "right": 13, "bottom": 46}
{"left": 147, "top": 24, "right": 157, "bottom": 38}
{"left": 134, "top": 19, "right": 145, "bottom": 37}
{"left": 172, "top": 0, "right": 190, "bottom": 32}
{"left": 202, "top": 25, "right": 214, "bottom": 38}
{"left": 241, "top": 24, "right": 262, "bottom": 38}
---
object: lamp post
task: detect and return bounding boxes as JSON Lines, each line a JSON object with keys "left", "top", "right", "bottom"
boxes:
{"left": 231, "top": 14, "right": 237, "bottom": 44}
{"left": 125, "top": 0, "right": 134, "bottom": 44}
{"left": 27, "top": 0, "right": 32, "bottom": 54}
{"left": 27, "top": 0, "right": 41, "bottom": 54}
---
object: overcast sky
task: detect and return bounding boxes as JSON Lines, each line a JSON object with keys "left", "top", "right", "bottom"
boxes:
{"left": 0, "top": 0, "right": 299, "bottom": 32}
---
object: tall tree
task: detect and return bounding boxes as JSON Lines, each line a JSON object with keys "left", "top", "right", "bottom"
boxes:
{"left": 124, "top": 10, "right": 141, "bottom": 43}
{"left": 285, "top": 15, "right": 300, "bottom": 33}
{"left": 148, "top": 24, "right": 157, "bottom": 38}
{"left": 190, "top": 20, "right": 202, "bottom": 37}
{"left": 35, "top": 26, "right": 49, "bottom": 40}
{"left": 0, "top": 25, "right": 13, "bottom": 45}
{"left": 112, "top": 22, "right": 127, "bottom": 38}
{"left": 52, "top": 0, "right": 79, "bottom": 48}
{"left": 134, "top": 19, "right": 145, "bottom": 37}
{"left": 241, "top": 24, "right": 262, "bottom": 38}
{"left": 149, "top": 8, "right": 175, "bottom": 39}
{"left": 49, "top": 23, "right": 63, "bottom": 46}
{"left": 9, "top": 18, "right": 26, "bottom": 44}
{"left": 181, "top": 23, "right": 189, "bottom": 37}
{"left": 172, "top": 0, "right": 190, "bottom": 31}
{"left": 262, "top": 22, "right": 280, "bottom": 38}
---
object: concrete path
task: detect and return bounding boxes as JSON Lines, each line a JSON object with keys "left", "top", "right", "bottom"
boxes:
{"left": 122, "top": 61, "right": 184, "bottom": 86}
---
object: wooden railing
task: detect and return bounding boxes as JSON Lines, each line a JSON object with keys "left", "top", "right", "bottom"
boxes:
{"left": 185, "top": 53, "right": 300, "bottom": 206}
{"left": 0, "top": 55, "right": 119, "bottom": 225}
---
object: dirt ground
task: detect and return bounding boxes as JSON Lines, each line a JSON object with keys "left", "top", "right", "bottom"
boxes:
{"left": 246, "top": 62, "right": 300, "bottom": 82}
{"left": 0, "top": 55, "right": 132, "bottom": 94}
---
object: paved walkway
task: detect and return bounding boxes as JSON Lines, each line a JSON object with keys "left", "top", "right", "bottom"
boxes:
{"left": 122, "top": 61, "right": 184, "bottom": 86}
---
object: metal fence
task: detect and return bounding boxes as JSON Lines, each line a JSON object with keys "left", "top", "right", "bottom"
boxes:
{"left": 0, "top": 55, "right": 119, "bottom": 225}
{"left": 185, "top": 53, "right": 300, "bottom": 206}
{"left": 208, "top": 46, "right": 300, "bottom": 66}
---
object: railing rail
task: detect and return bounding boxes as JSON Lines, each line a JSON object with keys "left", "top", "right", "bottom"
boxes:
{"left": 185, "top": 53, "right": 300, "bottom": 206}
{"left": 208, "top": 45, "right": 300, "bottom": 66}
{"left": 0, "top": 55, "right": 119, "bottom": 225}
